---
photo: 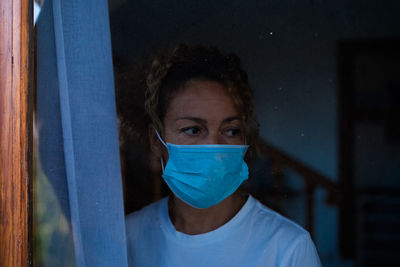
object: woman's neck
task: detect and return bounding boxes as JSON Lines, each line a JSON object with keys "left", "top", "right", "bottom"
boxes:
{"left": 168, "top": 192, "right": 247, "bottom": 235}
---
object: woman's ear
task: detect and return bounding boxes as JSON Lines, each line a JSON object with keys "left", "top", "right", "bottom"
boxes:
{"left": 148, "top": 124, "right": 163, "bottom": 158}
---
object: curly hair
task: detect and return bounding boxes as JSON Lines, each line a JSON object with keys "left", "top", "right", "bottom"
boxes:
{"left": 117, "top": 43, "right": 259, "bottom": 152}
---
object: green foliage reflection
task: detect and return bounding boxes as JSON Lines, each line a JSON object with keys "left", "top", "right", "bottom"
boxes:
{"left": 33, "top": 156, "right": 76, "bottom": 267}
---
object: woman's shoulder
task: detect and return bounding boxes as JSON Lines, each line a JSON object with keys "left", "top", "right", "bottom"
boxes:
{"left": 246, "top": 196, "right": 320, "bottom": 265}
{"left": 247, "top": 195, "right": 310, "bottom": 242}
{"left": 125, "top": 197, "right": 167, "bottom": 235}
{"left": 247, "top": 198, "right": 321, "bottom": 266}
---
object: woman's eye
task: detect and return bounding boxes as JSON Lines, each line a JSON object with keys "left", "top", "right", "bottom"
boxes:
{"left": 225, "top": 128, "right": 241, "bottom": 137}
{"left": 181, "top": 127, "right": 201, "bottom": 136}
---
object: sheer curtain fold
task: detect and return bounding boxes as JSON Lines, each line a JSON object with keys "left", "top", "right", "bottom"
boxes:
{"left": 37, "top": 0, "right": 128, "bottom": 266}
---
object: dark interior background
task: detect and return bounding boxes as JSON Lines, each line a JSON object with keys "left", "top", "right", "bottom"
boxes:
{"left": 108, "top": 1, "right": 400, "bottom": 266}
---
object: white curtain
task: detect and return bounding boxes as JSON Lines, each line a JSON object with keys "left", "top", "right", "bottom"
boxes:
{"left": 36, "top": 0, "right": 128, "bottom": 266}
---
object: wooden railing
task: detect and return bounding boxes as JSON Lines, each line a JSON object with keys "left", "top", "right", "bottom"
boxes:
{"left": 256, "top": 140, "right": 340, "bottom": 238}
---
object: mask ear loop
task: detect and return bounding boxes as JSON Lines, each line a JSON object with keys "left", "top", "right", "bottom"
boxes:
{"left": 160, "top": 158, "right": 165, "bottom": 172}
{"left": 153, "top": 127, "right": 167, "bottom": 172}
{"left": 153, "top": 127, "right": 167, "bottom": 147}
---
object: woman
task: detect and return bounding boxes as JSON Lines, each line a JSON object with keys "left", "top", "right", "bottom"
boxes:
{"left": 123, "top": 44, "right": 321, "bottom": 266}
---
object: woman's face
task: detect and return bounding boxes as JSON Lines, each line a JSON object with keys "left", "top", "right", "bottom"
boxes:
{"left": 163, "top": 79, "right": 245, "bottom": 146}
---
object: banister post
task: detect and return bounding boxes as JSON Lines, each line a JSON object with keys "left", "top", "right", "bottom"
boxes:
{"left": 271, "top": 161, "right": 284, "bottom": 212}
{"left": 305, "top": 182, "right": 316, "bottom": 239}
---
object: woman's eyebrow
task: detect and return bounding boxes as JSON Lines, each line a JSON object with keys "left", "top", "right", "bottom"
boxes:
{"left": 222, "top": 116, "right": 241, "bottom": 124}
{"left": 175, "top": 116, "right": 241, "bottom": 124}
{"left": 175, "top": 117, "right": 207, "bottom": 124}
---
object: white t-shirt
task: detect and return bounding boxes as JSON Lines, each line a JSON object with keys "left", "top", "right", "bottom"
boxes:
{"left": 126, "top": 195, "right": 321, "bottom": 267}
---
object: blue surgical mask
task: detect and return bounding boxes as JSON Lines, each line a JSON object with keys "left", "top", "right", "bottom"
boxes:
{"left": 155, "top": 129, "right": 249, "bottom": 209}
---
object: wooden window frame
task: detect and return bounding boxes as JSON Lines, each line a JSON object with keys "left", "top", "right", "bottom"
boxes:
{"left": 0, "top": 0, "right": 33, "bottom": 266}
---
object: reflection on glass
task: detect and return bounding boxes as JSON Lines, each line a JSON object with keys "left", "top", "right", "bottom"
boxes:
{"left": 33, "top": 117, "right": 76, "bottom": 267}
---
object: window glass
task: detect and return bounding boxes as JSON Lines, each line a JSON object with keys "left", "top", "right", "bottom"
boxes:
{"left": 109, "top": 1, "right": 400, "bottom": 266}
{"left": 33, "top": 0, "right": 400, "bottom": 266}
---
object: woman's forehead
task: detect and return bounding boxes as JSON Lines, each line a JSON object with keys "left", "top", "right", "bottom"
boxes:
{"left": 164, "top": 80, "right": 240, "bottom": 122}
